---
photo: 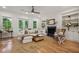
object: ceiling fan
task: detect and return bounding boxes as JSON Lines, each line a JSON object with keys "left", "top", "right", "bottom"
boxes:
{"left": 31, "top": 6, "right": 40, "bottom": 14}
{"left": 22, "top": 6, "right": 40, "bottom": 14}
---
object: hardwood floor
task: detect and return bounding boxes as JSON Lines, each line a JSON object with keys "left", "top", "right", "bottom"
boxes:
{"left": 0, "top": 36, "right": 79, "bottom": 53}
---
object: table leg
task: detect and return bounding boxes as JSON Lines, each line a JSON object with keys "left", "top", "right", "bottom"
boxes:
{"left": 0, "top": 32, "right": 2, "bottom": 39}
{"left": 11, "top": 32, "right": 13, "bottom": 38}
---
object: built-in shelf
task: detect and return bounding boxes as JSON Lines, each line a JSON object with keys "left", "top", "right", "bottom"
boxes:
{"left": 62, "top": 12, "right": 79, "bottom": 41}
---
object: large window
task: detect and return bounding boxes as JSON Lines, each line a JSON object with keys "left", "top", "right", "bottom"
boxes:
{"left": 3, "top": 17, "right": 12, "bottom": 31}
{"left": 19, "top": 20, "right": 28, "bottom": 30}
{"left": 19, "top": 20, "right": 23, "bottom": 30}
{"left": 25, "top": 20, "right": 28, "bottom": 28}
{"left": 33, "top": 21, "right": 37, "bottom": 29}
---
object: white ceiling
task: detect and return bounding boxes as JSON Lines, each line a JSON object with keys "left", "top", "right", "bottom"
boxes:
{"left": 0, "top": 6, "right": 78, "bottom": 16}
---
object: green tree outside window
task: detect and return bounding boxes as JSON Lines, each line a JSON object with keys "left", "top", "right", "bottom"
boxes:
{"left": 25, "top": 21, "right": 28, "bottom": 28}
{"left": 33, "top": 21, "right": 37, "bottom": 29}
{"left": 19, "top": 20, "right": 23, "bottom": 30}
{"left": 3, "top": 17, "right": 11, "bottom": 31}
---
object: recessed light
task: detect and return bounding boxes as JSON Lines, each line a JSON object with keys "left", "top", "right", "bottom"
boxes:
{"left": 2, "top": 6, "right": 6, "bottom": 8}
{"left": 25, "top": 12, "right": 28, "bottom": 14}
{"left": 32, "top": 13, "right": 34, "bottom": 14}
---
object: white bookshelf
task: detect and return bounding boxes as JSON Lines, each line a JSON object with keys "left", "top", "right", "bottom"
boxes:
{"left": 62, "top": 13, "right": 79, "bottom": 41}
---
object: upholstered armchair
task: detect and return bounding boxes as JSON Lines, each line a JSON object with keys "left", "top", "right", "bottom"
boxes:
{"left": 17, "top": 30, "right": 26, "bottom": 40}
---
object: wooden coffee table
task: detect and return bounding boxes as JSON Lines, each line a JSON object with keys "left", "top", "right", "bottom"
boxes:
{"left": 33, "top": 34, "right": 44, "bottom": 42}
{"left": 20, "top": 34, "right": 44, "bottom": 42}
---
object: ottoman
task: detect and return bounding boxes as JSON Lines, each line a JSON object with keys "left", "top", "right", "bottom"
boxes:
{"left": 22, "top": 36, "right": 33, "bottom": 43}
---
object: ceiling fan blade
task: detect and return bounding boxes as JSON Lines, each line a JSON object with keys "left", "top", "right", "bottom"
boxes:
{"left": 33, "top": 11, "right": 40, "bottom": 14}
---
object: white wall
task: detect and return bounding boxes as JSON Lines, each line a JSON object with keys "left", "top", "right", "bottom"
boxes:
{"left": 0, "top": 7, "right": 79, "bottom": 42}
{"left": 0, "top": 16, "right": 3, "bottom": 30}
{"left": 0, "top": 10, "right": 41, "bottom": 37}
{"left": 41, "top": 8, "right": 79, "bottom": 42}
{"left": 57, "top": 8, "right": 79, "bottom": 42}
{"left": 39, "top": 11, "right": 64, "bottom": 29}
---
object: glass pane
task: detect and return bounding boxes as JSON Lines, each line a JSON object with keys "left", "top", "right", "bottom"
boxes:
{"left": 33, "top": 21, "right": 37, "bottom": 29}
{"left": 3, "top": 17, "right": 11, "bottom": 31}
{"left": 19, "top": 20, "right": 23, "bottom": 30}
{"left": 25, "top": 21, "right": 28, "bottom": 28}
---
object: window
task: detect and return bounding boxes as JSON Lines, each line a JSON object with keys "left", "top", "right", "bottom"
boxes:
{"left": 19, "top": 20, "right": 23, "bottom": 30}
{"left": 3, "top": 17, "right": 12, "bottom": 31}
{"left": 33, "top": 21, "right": 37, "bottom": 29}
{"left": 25, "top": 21, "right": 28, "bottom": 28}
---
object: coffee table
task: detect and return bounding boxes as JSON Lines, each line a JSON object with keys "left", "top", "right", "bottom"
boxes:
{"left": 21, "top": 34, "right": 44, "bottom": 43}
{"left": 33, "top": 34, "right": 44, "bottom": 42}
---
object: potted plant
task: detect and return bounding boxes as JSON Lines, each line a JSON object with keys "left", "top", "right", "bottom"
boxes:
{"left": 65, "top": 22, "right": 71, "bottom": 30}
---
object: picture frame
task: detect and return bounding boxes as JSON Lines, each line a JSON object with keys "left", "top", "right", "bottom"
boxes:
{"left": 47, "top": 19, "right": 55, "bottom": 25}
{"left": 41, "top": 21, "right": 46, "bottom": 28}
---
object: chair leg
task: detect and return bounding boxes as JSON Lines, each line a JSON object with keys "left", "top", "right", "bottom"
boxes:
{"left": 58, "top": 37, "right": 65, "bottom": 45}
{"left": 58, "top": 37, "right": 62, "bottom": 45}
{"left": 62, "top": 37, "right": 65, "bottom": 44}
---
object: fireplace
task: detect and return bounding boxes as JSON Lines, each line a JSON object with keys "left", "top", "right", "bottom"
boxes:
{"left": 47, "top": 26, "right": 56, "bottom": 37}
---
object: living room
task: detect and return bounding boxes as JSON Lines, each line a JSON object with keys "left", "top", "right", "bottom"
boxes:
{"left": 0, "top": 6, "right": 79, "bottom": 53}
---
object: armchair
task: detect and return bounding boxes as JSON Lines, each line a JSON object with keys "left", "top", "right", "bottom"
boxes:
{"left": 54, "top": 29, "right": 66, "bottom": 44}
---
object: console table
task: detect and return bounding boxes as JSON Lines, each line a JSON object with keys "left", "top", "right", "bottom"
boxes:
{"left": 0, "top": 30, "right": 13, "bottom": 39}
{"left": 0, "top": 31, "right": 2, "bottom": 39}
{"left": 7, "top": 30, "right": 13, "bottom": 38}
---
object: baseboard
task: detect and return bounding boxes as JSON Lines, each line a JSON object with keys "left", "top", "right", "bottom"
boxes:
{"left": 65, "top": 38, "right": 79, "bottom": 42}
